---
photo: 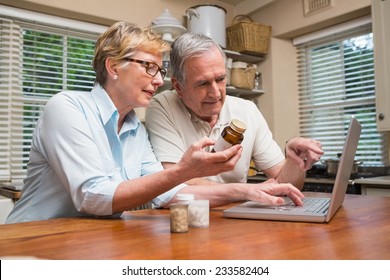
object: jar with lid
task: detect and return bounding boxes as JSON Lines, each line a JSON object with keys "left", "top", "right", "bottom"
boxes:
{"left": 212, "top": 119, "right": 247, "bottom": 152}
{"left": 176, "top": 193, "right": 195, "bottom": 204}
{"left": 170, "top": 203, "right": 189, "bottom": 233}
{"left": 188, "top": 200, "right": 209, "bottom": 228}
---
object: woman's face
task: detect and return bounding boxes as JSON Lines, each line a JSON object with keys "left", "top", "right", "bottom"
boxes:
{"left": 111, "top": 50, "right": 165, "bottom": 112}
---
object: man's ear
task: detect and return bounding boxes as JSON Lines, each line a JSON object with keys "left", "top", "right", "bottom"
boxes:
{"left": 171, "top": 78, "right": 183, "bottom": 98}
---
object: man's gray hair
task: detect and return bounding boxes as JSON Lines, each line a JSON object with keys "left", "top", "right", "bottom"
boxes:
{"left": 170, "top": 33, "right": 227, "bottom": 87}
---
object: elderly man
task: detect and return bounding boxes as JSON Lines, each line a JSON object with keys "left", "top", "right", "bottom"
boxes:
{"left": 145, "top": 33, "right": 323, "bottom": 207}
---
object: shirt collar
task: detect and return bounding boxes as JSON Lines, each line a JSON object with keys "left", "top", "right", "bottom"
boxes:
{"left": 91, "top": 85, "right": 118, "bottom": 126}
{"left": 91, "top": 85, "right": 140, "bottom": 134}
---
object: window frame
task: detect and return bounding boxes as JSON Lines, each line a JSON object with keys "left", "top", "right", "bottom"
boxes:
{"left": 294, "top": 19, "right": 389, "bottom": 167}
{"left": 0, "top": 6, "right": 106, "bottom": 184}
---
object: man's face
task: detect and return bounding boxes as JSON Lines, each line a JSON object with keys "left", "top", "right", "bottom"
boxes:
{"left": 174, "top": 47, "right": 227, "bottom": 123}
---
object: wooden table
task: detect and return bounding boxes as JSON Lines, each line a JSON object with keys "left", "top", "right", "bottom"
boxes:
{"left": 0, "top": 194, "right": 389, "bottom": 260}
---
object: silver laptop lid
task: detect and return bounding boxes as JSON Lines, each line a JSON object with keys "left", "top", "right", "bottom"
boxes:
{"left": 325, "top": 116, "right": 361, "bottom": 222}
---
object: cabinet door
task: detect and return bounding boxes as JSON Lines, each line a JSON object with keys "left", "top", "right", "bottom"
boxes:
{"left": 373, "top": 0, "right": 390, "bottom": 131}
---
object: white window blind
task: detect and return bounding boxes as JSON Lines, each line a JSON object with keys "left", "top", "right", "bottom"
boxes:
{"left": 0, "top": 16, "right": 100, "bottom": 183}
{"left": 296, "top": 23, "right": 389, "bottom": 166}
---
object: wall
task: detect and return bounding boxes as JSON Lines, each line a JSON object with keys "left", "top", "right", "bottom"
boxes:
{"left": 249, "top": 0, "right": 372, "bottom": 146}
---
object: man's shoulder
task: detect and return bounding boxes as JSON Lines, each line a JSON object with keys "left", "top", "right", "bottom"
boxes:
{"left": 152, "top": 89, "right": 178, "bottom": 101}
{"left": 150, "top": 89, "right": 182, "bottom": 110}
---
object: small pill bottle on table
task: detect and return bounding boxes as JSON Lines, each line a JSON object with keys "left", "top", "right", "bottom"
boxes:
{"left": 175, "top": 193, "right": 209, "bottom": 228}
{"left": 170, "top": 203, "right": 189, "bottom": 233}
{"left": 176, "top": 193, "right": 194, "bottom": 205}
{"left": 188, "top": 200, "right": 209, "bottom": 228}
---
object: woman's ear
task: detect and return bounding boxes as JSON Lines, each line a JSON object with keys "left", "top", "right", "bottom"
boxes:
{"left": 105, "top": 57, "right": 118, "bottom": 80}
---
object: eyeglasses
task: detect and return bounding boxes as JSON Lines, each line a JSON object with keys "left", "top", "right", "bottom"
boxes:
{"left": 125, "top": 58, "right": 167, "bottom": 79}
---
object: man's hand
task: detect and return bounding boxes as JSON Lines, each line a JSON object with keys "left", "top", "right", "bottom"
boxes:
{"left": 285, "top": 137, "right": 323, "bottom": 171}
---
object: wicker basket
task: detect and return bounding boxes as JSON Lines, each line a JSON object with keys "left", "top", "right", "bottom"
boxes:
{"left": 227, "top": 15, "right": 271, "bottom": 56}
{"left": 230, "top": 61, "right": 256, "bottom": 90}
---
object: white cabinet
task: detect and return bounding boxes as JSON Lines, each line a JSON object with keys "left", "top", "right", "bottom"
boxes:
{"left": 355, "top": 176, "right": 390, "bottom": 197}
{"left": 372, "top": 0, "right": 390, "bottom": 131}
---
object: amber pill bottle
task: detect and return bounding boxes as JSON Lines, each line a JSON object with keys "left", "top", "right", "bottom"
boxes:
{"left": 212, "top": 119, "right": 247, "bottom": 152}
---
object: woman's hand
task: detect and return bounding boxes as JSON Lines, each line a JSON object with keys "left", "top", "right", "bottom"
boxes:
{"left": 176, "top": 136, "right": 242, "bottom": 179}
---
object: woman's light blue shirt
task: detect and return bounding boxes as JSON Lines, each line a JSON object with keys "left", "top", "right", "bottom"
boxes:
{"left": 6, "top": 85, "right": 183, "bottom": 223}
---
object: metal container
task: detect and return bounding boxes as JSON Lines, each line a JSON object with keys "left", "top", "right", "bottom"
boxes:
{"left": 323, "top": 154, "right": 363, "bottom": 177}
{"left": 186, "top": 5, "right": 227, "bottom": 48}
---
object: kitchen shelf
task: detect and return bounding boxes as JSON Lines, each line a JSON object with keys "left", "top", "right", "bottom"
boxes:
{"left": 224, "top": 49, "right": 265, "bottom": 64}
{"left": 224, "top": 50, "right": 265, "bottom": 96}
{"left": 226, "top": 86, "right": 264, "bottom": 97}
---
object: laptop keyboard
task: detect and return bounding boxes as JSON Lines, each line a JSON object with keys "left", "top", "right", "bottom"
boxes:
{"left": 277, "top": 197, "right": 330, "bottom": 214}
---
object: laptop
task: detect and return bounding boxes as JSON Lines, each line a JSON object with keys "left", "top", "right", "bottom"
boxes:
{"left": 223, "top": 116, "right": 362, "bottom": 223}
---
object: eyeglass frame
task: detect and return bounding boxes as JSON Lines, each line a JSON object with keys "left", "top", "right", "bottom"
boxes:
{"left": 124, "top": 58, "right": 167, "bottom": 79}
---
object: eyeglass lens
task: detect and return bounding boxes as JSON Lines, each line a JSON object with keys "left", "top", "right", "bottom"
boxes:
{"left": 126, "top": 58, "right": 166, "bottom": 79}
{"left": 146, "top": 63, "right": 167, "bottom": 79}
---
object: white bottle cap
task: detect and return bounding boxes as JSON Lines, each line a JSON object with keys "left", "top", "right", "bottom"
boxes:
{"left": 176, "top": 193, "right": 195, "bottom": 202}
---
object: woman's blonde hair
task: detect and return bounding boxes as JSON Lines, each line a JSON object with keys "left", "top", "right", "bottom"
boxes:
{"left": 93, "top": 21, "right": 170, "bottom": 86}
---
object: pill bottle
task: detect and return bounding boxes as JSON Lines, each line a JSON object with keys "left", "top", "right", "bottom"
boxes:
{"left": 170, "top": 203, "right": 189, "bottom": 233}
{"left": 188, "top": 200, "right": 209, "bottom": 228}
{"left": 212, "top": 119, "right": 247, "bottom": 152}
{"left": 176, "top": 193, "right": 194, "bottom": 205}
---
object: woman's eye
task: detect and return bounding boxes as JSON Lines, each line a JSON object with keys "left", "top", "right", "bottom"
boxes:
{"left": 147, "top": 65, "right": 158, "bottom": 71}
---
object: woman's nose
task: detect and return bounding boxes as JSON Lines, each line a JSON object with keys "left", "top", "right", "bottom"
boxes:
{"left": 152, "top": 73, "right": 165, "bottom": 87}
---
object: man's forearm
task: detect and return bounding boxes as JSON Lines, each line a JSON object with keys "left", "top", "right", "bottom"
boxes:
{"left": 183, "top": 177, "right": 220, "bottom": 186}
{"left": 276, "top": 158, "right": 306, "bottom": 190}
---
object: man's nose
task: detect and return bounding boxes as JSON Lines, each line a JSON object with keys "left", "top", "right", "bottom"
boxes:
{"left": 208, "top": 82, "right": 221, "bottom": 98}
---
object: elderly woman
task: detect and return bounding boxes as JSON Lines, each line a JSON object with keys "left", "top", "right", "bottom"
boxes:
{"left": 6, "top": 22, "right": 242, "bottom": 223}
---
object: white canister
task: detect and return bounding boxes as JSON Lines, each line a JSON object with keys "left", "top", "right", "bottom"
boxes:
{"left": 186, "top": 5, "right": 226, "bottom": 48}
{"left": 188, "top": 200, "right": 209, "bottom": 228}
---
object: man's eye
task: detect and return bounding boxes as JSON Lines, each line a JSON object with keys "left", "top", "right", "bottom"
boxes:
{"left": 216, "top": 77, "right": 226, "bottom": 83}
{"left": 196, "top": 81, "right": 209, "bottom": 87}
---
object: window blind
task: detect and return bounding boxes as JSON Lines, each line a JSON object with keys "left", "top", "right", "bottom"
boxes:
{"left": 0, "top": 17, "right": 99, "bottom": 183}
{"left": 296, "top": 23, "right": 389, "bottom": 166}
